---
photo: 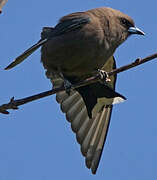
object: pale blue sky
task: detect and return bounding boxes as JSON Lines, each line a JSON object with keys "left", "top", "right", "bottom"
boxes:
{"left": 0, "top": 0, "right": 157, "bottom": 179}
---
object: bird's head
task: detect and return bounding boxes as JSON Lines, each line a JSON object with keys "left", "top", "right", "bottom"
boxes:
{"left": 98, "top": 7, "right": 145, "bottom": 47}
{"left": 108, "top": 7, "right": 145, "bottom": 45}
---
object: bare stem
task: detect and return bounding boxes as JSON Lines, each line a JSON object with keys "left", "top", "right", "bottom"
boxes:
{"left": 0, "top": 52, "right": 157, "bottom": 114}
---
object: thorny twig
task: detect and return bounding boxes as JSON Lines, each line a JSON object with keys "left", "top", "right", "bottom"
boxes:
{"left": 0, "top": 52, "right": 157, "bottom": 114}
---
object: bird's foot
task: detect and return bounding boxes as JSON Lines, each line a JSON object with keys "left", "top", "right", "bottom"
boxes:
{"left": 97, "top": 69, "right": 111, "bottom": 83}
{"left": 59, "top": 71, "right": 72, "bottom": 95}
{"left": 63, "top": 78, "right": 72, "bottom": 95}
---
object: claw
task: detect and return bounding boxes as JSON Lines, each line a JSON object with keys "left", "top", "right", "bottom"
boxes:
{"left": 63, "top": 78, "right": 72, "bottom": 95}
{"left": 98, "top": 69, "right": 111, "bottom": 83}
{"left": 59, "top": 72, "right": 72, "bottom": 95}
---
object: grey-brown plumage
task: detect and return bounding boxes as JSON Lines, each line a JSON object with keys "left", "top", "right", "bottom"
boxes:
{"left": 46, "top": 56, "right": 117, "bottom": 174}
{"left": 5, "top": 7, "right": 144, "bottom": 174}
{"left": 40, "top": 8, "right": 143, "bottom": 174}
{"left": 41, "top": 7, "right": 142, "bottom": 78}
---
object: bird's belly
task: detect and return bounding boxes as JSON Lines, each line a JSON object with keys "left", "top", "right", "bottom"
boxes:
{"left": 41, "top": 32, "right": 114, "bottom": 79}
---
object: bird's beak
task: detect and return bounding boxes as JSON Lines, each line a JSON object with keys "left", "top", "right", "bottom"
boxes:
{"left": 128, "top": 26, "right": 145, "bottom": 35}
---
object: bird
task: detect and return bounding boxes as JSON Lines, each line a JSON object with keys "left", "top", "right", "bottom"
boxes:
{"left": 5, "top": 7, "right": 144, "bottom": 174}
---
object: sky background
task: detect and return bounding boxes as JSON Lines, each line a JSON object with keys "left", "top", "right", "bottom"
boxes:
{"left": 0, "top": 0, "right": 157, "bottom": 179}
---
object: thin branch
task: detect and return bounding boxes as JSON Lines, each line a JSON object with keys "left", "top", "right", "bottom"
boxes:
{"left": 108, "top": 53, "right": 157, "bottom": 76}
{"left": 0, "top": 52, "right": 157, "bottom": 114}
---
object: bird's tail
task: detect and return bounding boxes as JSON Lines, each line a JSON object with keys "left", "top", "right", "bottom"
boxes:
{"left": 76, "top": 82, "right": 126, "bottom": 118}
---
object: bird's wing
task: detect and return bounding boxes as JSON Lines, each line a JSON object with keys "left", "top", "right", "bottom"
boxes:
{"left": 4, "top": 38, "right": 48, "bottom": 70}
{"left": 47, "top": 56, "right": 117, "bottom": 174}
{"left": 5, "top": 13, "right": 90, "bottom": 70}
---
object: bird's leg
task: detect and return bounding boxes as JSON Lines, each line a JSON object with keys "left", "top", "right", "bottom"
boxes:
{"left": 59, "top": 72, "right": 72, "bottom": 95}
{"left": 97, "top": 69, "right": 111, "bottom": 83}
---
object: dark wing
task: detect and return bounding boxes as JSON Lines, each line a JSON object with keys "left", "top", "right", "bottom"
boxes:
{"left": 5, "top": 13, "right": 90, "bottom": 70}
{"left": 5, "top": 38, "right": 47, "bottom": 70}
{"left": 47, "top": 56, "right": 117, "bottom": 174}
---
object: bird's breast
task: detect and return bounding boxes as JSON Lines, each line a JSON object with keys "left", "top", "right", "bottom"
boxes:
{"left": 41, "top": 26, "right": 115, "bottom": 78}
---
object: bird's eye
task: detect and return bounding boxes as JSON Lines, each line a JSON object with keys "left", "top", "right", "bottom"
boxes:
{"left": 120, "top": 18, "right": 132, "bottom": 28}
{"left": 121, "top": 18, "right": 127, "bottom": 25}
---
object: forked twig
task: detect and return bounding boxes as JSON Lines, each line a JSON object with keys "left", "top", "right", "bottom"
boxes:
{"left": 0, "top": 52, "right": 157, "bottom": 114}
